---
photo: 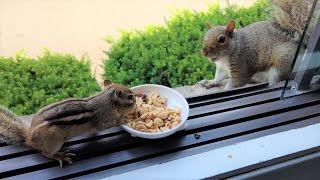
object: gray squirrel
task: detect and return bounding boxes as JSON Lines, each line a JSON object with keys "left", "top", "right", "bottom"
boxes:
{"left": 0, "top": 83, "right": 135, "bottom": 166}
{"left": 198, "top": 0, "right": 320, "bottom": 89}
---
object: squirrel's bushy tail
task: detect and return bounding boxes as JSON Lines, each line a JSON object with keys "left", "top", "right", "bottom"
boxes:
{"left": 274, "top": 0, "right": 319, "bottom": 42}
{"left": 0, "top": 106, "right": 26, "bottom": 144}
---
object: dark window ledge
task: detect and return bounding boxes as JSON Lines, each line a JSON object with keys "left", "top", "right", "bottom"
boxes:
{"left": 1, "top": 82, "right": 319, "bottom": 179}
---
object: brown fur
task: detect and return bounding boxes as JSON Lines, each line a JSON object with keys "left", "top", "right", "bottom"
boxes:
{"left": 0, "top": 83, "right": 135, "bottom": 166}
{"left": 0, "top": 106, "right": 26, "bottom": 144}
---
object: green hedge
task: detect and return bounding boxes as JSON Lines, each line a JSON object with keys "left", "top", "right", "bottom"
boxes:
{"left": 104, "top": 0, "right": 271, "bottom": 88}
{"left": 0, "top": 50, "right": 100, "bottom": 115}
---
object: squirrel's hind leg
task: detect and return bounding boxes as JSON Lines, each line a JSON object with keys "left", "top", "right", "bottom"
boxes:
{"left": 50, "top": 149, "right": 76, "bottom": 167}
{"left": 27, "top": 125, "right": 74, "bottom": 167}
{"left": 269, "top": 42, "right": 298, "bottom": 86}
{"left": 267, "top": 67, "right": 280, "bottom": 86}
{"left": 227, "top": 68, "right": 251, "bottom": 89}
{"left": 225, "top": 77, "right": 251, "bottom": 90}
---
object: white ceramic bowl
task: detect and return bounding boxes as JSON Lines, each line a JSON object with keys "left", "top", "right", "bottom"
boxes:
{"left": 121, "top": 84, "right": 189, "bottom": 139}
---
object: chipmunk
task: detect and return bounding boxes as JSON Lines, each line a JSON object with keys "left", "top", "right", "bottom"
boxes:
{"left": 0, "top": 83, "right": 135, "bottom": 166}
{"left": 198, "top": 0, "right": 319, "bottom": 89}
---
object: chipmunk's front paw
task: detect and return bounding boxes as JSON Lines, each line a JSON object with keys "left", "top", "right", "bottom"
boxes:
{"left": 197, "top": 80, "right": 219, "bottom": 89}
{"left": 52, "top": 149, "right": 76, "bottom": 167}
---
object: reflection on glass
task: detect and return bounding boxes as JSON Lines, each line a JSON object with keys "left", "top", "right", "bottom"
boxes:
{"left": 282, "top": 0, "right": 320, "bottom": 98}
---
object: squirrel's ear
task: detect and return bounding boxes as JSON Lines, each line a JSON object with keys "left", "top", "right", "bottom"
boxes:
{"left": 103, "top": 79, "right": 112, "bottom": 87}
{"left": 205, "top": 23, "right": 213, "bottom": 29}
{"left": 102, "top": 79, "right": 112, "bottom": 90}
{"left": 226, "top": 20, "right": 235, "bottom": 34}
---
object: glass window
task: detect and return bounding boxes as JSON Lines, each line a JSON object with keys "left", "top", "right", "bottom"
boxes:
{"left": 1, "top": 0, "right": 319, "bottom": 115}
{"left": 282, "top": 0, "right": 320, "bottom": 98}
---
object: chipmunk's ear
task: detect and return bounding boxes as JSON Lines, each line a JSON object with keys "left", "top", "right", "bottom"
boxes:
{"left": 226, "top": 20, "right": 235, "bottom": 34}
{"left": 206, "top": 22, "right": 213, "bottom": 29}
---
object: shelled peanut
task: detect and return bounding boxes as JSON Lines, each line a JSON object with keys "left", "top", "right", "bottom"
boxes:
{"left": 125, "top": 92, "right": 181, "bottom": 133}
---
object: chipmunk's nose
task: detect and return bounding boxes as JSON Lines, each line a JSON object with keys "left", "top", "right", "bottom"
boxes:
{"left": 202, "top": 47, "right": 210, "bottom": 56}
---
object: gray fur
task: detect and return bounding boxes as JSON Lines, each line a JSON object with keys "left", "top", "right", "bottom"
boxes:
{"left": 199, "top": 0, "right": 319, "bottom": 89}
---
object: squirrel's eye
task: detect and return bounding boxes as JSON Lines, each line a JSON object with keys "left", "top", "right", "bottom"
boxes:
{"left": 115, "top": 89, "right": 122, "bottom": 97}
{"left": 128, "top": 94, "right": 134, "bottom": 100}
{"left": 218, "top": 35, "right": 225, "bottom": 43}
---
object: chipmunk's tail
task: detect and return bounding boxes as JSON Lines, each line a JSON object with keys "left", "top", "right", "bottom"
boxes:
{"left": 273, "top": 0, "right": 320, "bottom": 42}
{"left": 0, "top": 106, "right": 26, "bottom": 144}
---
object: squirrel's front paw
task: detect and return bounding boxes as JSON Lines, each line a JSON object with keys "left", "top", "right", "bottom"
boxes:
{"left": 197, "top": 80, "right": 219, "bottom": 89}
{"left": 52, "top": 149, "right": 76, "bottom": 167}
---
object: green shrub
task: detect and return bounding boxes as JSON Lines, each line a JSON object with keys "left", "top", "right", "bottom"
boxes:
{"left": 0, "top": 50, "right": 100, "bottom": 115}
{"left": 104, "top": 0, "right": 271, "bottom": 88}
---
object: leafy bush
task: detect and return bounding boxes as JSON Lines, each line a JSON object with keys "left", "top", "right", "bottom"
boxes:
{"left": 0, "top": 50, "right": 100, "bottom": 115}
{"left": 104, "top": 0, "right": 271, "bottom": 87}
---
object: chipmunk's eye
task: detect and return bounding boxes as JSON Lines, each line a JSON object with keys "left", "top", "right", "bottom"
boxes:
{"left": 218, "top": 35, "right": 226, "bottom": 43}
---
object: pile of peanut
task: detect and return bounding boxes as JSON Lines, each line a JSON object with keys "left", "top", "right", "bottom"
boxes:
{"left": 125, "top": 92, "right": 182, "bottom": 133}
